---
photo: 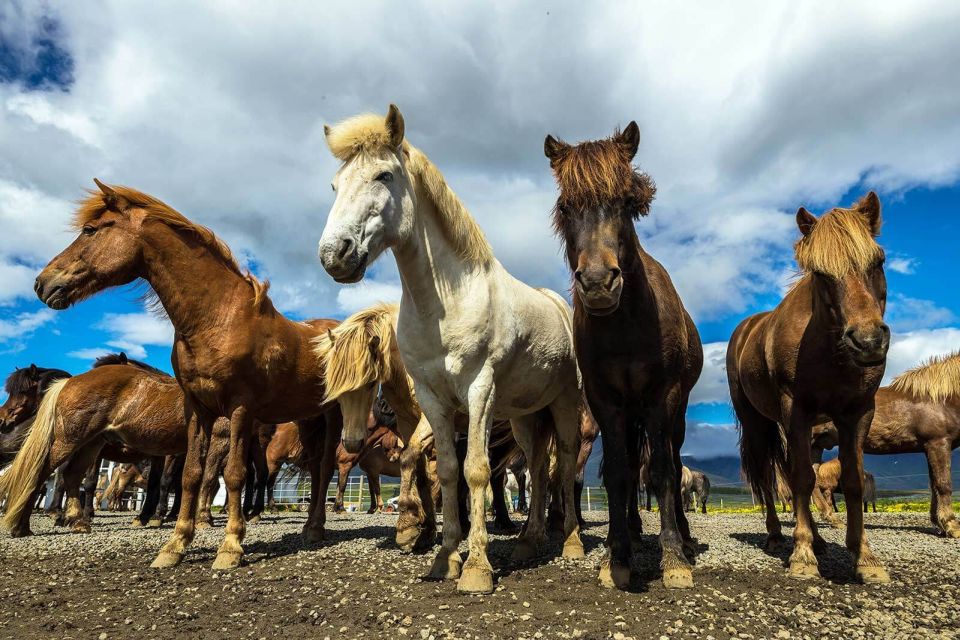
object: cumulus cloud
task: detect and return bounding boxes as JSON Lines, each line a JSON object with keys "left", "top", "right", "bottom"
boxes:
{"left": 689, "top": 342, "right": 729, "bottom": 406}
{"left": 336, "top": 278, "right": 403, "bottom": 315}
{"left": 886, "top": 294, "right": 957, "bottom": 332}
{"left": 0, "top": 1, "right": 958, "bottom": 323}
{"left": 887, "top": 256, "right": 917, "bottom": 275}
{"left": 69, "top": 312, "right": 174, "bottom": 360}
{"left": 884, "top": 327, "right": 960, "bottom": 384}
{"left": 681, "top": 423, "right": 740, "bottom": 458}
{"left": 0, "top": 307, "right": 54, "bottom": 341}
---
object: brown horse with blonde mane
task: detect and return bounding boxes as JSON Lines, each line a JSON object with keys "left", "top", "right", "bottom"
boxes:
{"left": 812, "top": 351, "right": 960, "bottom": 537}
{"left": 31, "top": 181, "right": 342, "bottom": 569}
{"left": 544, "top": 123, "right": 702, "bottom": 589}
{"left": 729, "top": 192, "right": 891, "bottom": 583}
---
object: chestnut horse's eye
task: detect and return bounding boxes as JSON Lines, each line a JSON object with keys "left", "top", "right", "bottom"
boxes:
{"left": 375, "top": 171, "right": 393, "bottom": 183}
{"left": 82, "top": 225, "right": 96, "bottom": 236}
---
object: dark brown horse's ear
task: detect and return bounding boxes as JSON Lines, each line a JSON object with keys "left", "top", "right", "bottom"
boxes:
{"left": 28, "top": 364, "right": 38, "bottom": 379}
{"left": 617, "top": 121, "right": 641, "bottom": 160}
{"left": 118, "top": 352, "right": 128, "bottom": 365}
{"left": 93, "top": 178, "right": 131, "bottom": 212}
{"left": 857, "top": 191, "right": 882, "bottom": 235}
{"left": 543, "top": 134, "right": 570, "bottom": 166}
{"left": 385, "top": 104, "right": 405, "bottom": 149}
{"left": 796, "top": 207, "right": 817, "bottom": 237}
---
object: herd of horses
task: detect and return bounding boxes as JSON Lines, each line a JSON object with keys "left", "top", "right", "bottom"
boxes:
{"left": 0, "top": 106, "right": 957, "bottom": 596}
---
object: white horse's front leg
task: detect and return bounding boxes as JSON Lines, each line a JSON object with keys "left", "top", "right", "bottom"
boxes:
{"left": 418, "top": 390, "right": 462, "bottom": 582}
{"left": 458, "top": 370, "right": 497, "bottom": 594}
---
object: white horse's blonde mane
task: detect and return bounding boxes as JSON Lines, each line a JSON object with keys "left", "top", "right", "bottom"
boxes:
{"left": 325, "top": 113, "right": 493, "bottom": 264}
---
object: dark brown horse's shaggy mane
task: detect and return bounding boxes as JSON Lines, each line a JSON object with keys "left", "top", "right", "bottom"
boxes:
{"left": 92, "top": 352, "right": 170, "bottom": 378}
{"left": 3, "top": 367, "right": 71, "bottom": 395}
{"left": 550, "top": 131, "right": 656, "bottom": 223}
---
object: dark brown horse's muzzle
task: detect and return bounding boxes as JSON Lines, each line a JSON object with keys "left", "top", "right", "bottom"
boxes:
{"left": 575, "top": 266, "right": 623, "bottom": 316}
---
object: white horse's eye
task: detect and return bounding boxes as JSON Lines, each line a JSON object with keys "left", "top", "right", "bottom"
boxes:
{"left": 375, "top": 171, "right": 393, "bottom": 183}
{"left": 331, "top": 182, "right": 336, "bottom": 192}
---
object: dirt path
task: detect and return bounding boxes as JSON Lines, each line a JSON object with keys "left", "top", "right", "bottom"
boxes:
{"left": 0, "top": 510, "right": 957, "bottom": 639}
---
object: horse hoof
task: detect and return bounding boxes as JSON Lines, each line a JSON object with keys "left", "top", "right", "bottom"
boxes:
{"left": 944, "top": 523, "right": 960, "bottom": 539}
{"left": 682, "top": 540, "right": 697, "bottom": 559}
{"left": 663, "top": 566, "right": 694, "bottom": 589}
{"left": 212, "top": 552, "right": 243, "bottom": 571}
{"left": 456, "top": 566, "right": 494, "bottom": 595}
{"left": 303, "top": 527, "right": 325, "bottom": 544}
{"left": 130, "top": 518, "right": 144, "bottom": 528}
{"left": 71, "top": 522, "right": 92, "bottom": 534}
{"left": 598, "top": 561, "right": 631, "bottom": 590}
{"left": 427, "top": 552, "right": 462, "bottom": 580}
{"left": 510, "top": 539, "right": 540, "bottom": 563}
{"left": 10, "top": 528, "right": 33, "bottom": 538}
{"left": 856, "top": 565, "right": 891, "bottom": 584}
{"left": 147, "top": 519, "right": 162, "bottom": 528}
{"left": 246, "top": 515, "right": 261, "bottom": 525}
{"left": 562, "top": 539, "right": 585, "bottom": 560}
{"left": 765, "top": 534, "right": 787, "bottom": 551}
{"left": 150, "top": 551, "right": 184, "bottom": 569}
{"left": 195, "top": 520, "right": 212, "bottom": 530}
{"left": 788, "top": 562, "right": 820, "bottom": 580}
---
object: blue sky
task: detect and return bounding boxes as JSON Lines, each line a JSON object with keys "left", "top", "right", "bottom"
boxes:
{"left": 1, "top": 3, "right": 959, "bottom": 458}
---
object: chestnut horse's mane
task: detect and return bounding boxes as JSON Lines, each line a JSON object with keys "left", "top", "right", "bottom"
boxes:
{"left": 74, "top": 185, "right": 269, "bottom": 307}
{"left": 549, "top": 131, "right": 656, "bottom": 226}
{"left": 889, "top": 351, "right": 960, "bottom": 404}
{"left": 315, "top": 302, "right": 400, "bottom": 402}
{"left": 325, "top": 113, "right": 493, "bottom": 264}
{"left": 794, "top": 195, "right": 882, "bottom": 280}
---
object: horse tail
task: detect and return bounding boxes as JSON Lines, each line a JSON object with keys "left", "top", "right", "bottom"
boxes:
{"left": 736, "top": 412, "right": 786, "bottom": 503}
{"left": 0, "top": 377, "right": 67, "bottom": 530}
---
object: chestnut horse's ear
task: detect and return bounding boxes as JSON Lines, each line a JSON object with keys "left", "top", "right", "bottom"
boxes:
{"left": 857, "top": 191, "right": 882, "bottom": 235}
{"left": 368, "top": 335, "right": 381, "bottom": 361}
{"left": 385, "top": 104, "right": 405, "bottom": 149}
{"left": 796, "top": 207, "right": 817, "bottom": 237}
{"left": 543, "top": 135, "right": 570, "bottom": 168}
{"left": 617, "top": 121, "right": 641, "bottom": 160}
{"left": 93, "top": 178, "right": 131, "bottom": 212}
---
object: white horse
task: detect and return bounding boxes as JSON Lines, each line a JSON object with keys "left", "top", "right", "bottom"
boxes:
{"left": 318, "top": 105, "right": 584, "bottom": 594}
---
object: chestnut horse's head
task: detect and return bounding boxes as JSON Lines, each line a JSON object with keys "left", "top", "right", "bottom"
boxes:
{"left": 0, "top": 364, "right": 71, "bottom": 433}
{"left": 544, "top": 122, "right": 656, "bottom": 315}
{"left": 35, "top": 180, "right": 150, "bottom": 310}
{"left": 794, "top": 192, "right": 889, "bottom": 366}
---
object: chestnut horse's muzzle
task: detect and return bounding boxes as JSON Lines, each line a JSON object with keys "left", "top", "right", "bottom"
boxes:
{"left": 843, "top": 323, "right": 890, "bottom": 366}
{"left": 343, "top": 436, "right": 364, "bottom": 454}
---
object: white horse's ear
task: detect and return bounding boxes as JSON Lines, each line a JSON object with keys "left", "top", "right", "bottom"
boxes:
{"left": 796, "top": 207, "right": 817, "bottom": 237}
{"left": 385, "top": 104, "right": 405, "bottom": 149}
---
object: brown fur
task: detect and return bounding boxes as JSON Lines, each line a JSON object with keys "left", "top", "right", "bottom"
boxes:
{"left": 729, "top": 192, "right": 890, "bottom": 582}
{"left": 36, "top": 182, "right": 344, "bottom": 567}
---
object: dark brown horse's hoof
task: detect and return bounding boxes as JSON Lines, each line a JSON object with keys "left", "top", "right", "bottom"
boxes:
{"left": 302, "top": 527, "right": 325, "bottom": 544}
{"left": 147, "top": 519, "right": 163, "bottom": 528}
{"left": 662, "top": 566, "right": 694, "bottom": 589}
{"left": 598, "top": 559, "right": 631, "bottom": 590}
{"left": 765, "top": 533, "right": 788, "bottom": 551}
{"left": 788, "top": 561, "right": 820, "bottom": 580}
{"left": 9, "top": 527, "right": 33, "bottom": 538}
{"left": 71, "top": 522, "right": 92, "bottom": 534}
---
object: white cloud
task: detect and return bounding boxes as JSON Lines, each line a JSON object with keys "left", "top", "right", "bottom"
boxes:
{"left": 884, "top": 327, "right": 960, "bottom": 384}
{"left": 69, "top": 311, "right": 174, "bottom": 361}
{"left": 886, "top": 294, "right": 956, "bottom": 331}
{"left": 0, "top": 2, "right": 957, "bottom": 322}
{"left": 682, "top": 423, "right": 740, "bottom": 458}
{"left": 887, "top": 256, "right": 917, "bottom": 275}
{"left": 689, "top": 342, "right": 730, "bottom": 406}
{"left": 0, "top": 308, "right": 56, "bottom": 343}
{"left": 335, "top": 279, "right": 403, "bottom": 315}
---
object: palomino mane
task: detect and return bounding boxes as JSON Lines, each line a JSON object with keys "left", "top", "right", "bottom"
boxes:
{"left": 315, "top": 302, "right": 400, "bottom": 402}
{"left": 549, "top": 131, "right": 656, "bottom": 224}
{"left": 74, "top": 185, "right": 270, "bottom": 307}
{"left": 325, "top": 113, "right": 493, "bottom": 264}
{"left": 794, "top": 196, "right": 882, "bottom": 279}
{"left": 889, "top": 351, "right": 960, "bottom": 404}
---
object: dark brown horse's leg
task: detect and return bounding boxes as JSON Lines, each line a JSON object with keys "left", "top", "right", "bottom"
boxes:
{"left": 47, "top": 469, "right": 65, "bottom": 523}
{"left": 212, "top": 406, "right": 254, "bottom": 570}
{"left": 298, "top": 417, "right": 325, "bottom": 542}
{"left": 367, "top": 472, "right": 381, "bottom": 514}
{"left": 646, "top": 392, "right": 693, "bottom": 589}
{"left": 490, "top": 468, "right": 516, "bottom": 532}
{"left": 196, "top": 430, "right": 227, "bottom": 529}
{"left": 836, "top": 407, "right": 889, "bottom": 583}
{"left": 670, "top": 402, "right": 695, "bottom": 558}
{"left": 625, "top": 432, "right": 643, "bottom": 550}
{"left": 246, "top": 441, "right": 268, "bottom": 524}
{"left": 81, "top": 457, "right": 102, "bottom": 525}
{"left": 592, "top": 402, "right": 632, "bottom": 590}
{"left": 925, "top": 438, "right": 960, "bottom": 538}
{"left": 396, "top": 418, "right": 436, "bottom": 552}
{"left": 313, "top": 411, "right": 343, "bottom": 537}
{"left": 134, "top": 455, "right": 164, "bottom": 527}
{"left": 152, "top": 409, "right": 210, "bottom": 568}
{"left": 61, "top": 442, "right": 103, "bottom": 534}
{"left": 166, "top": 457, "right": 184, "bottom": 523}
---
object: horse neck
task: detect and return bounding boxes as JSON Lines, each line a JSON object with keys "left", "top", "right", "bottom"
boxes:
{"left": 803, "top": 277, "right": 846, "bottom": 347}
{"left": 392, "top": 177, "right": 488, "bottom": 316}
{"left": 140, "top": 224, "right": 265, "bottom": 340}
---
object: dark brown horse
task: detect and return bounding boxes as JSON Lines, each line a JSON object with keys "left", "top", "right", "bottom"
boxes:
{"left": 729, "top": 192, "right": 890, "bottom": 583}
{"left": 0, "top": 365, "right": 72, "bottom": 466}
{"left": 812, "top": 352, "right": 960, "bottom": 536}
{"left": 544, "top": 123, "right": 703, "bottom": 589}
{"left": 34, "top": 182, "right": 342, "bottom": 569}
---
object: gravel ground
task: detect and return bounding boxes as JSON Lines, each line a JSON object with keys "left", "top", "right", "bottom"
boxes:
{"left": 0, "top": 509, "right": 957, "bottom": 639}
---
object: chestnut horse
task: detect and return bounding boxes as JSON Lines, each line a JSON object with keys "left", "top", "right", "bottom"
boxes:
{"left": 729, "top": 192, "right": 890, "bottom": 583}
{"left": 812, "top": 351, "right": 960, "bottom": 537}
{"left": 544, "top": 122, "right": 702, "bottom": 589}
{"left": 334, "top": 422, "right": 404, "bottom": 513}
{"left": 34, "top": 182, "right": 342, "bottom": 569}
{"left": 813, "top": 458, "right": 877, "bottom": 519}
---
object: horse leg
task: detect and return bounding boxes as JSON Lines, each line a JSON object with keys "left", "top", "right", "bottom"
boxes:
{"left": 61, "top": 442, "right": 103, "bottom": 534}
{"left": 734, "top": 392, "right": 785, "bottom": 550}
{"left": 167, "top": 457, "right": 184, "bottom": 523}
{"left": 150, "top": 456, "right": 177, "bottom": 526}
{"left": 836, "top": 407, "right": 889, "bottom": 583}
{"left": 509, "top": 412, "right": 549, "bottom": 563}
{"left": 647, "top": 390, "right": 693, "bottom": 589}
{"left": 334, "top": 457, "right": 352, "bottom": 512}
{"left": 419, "top": 391, "right": 463, "bottom": 582}
{"left": 455, "top": 435, "right": 470, "bottom": 533}
{"left": 396, "top": 417, "right": 435, "bottom": 551}
{"left": 196, "top": 429, "right": 227, "bottom": 530}
{"left": 151, "top": 410, "right": 211, "bottom": 568}
{"left": 247, "top": 441, "right": 268, "bottom": 525}
{"left": 134, "top": 455, "right": 164, "bottom": 527}
{"left": 548, "top": 392, "right": 585, "bottom": 561}
{"left": 304, "top": 409, "right": 342, "bottom": 542}
{"left": 211, "top": 406, "right": 253, "bottom": 570}
{"left": 81, "top": 457, "right": 102, "bottom": 526}
{"left": 516, "top": 467, "right": 528, "bottom": 514}
{"left": 298, "top": 417, "right": 325, "bottom": 542}
{"left": 367, "top": 472, "right": 381, "bottom": 514}
{"left": 48, "top": 469, "right": 66, "bottom": 523}
{"left": 490, "top": 467, "right": 516, "bottom": 532}
{"left": 626, "top": 472, "right": 643, "bottom": 551}
{"left": 592, "top": 401, "right": 632, "bottom": 590}
{"left": 783, "top": 400, "right": 821, "bottom": 580}
{"left": 925, "top": 438, "right": 960, "bottom": 538}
